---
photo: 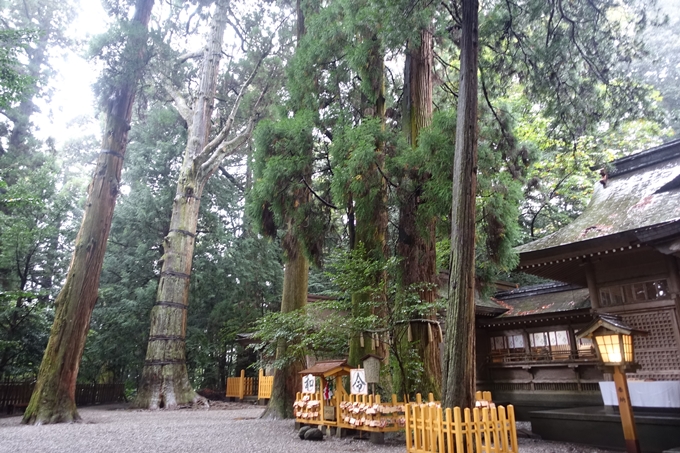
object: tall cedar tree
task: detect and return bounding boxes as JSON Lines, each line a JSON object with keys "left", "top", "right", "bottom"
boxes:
{"left": 347, "top": 28, "right": 388, "bottom": 367}
{"left": 135, "top": 0, "right": 260, "bottom": 409}
{"left": 254, "top": 0, "right": 313, "bottom": 419}
{"left": 397, "top": 24, "right": 442, "bottom": 398}
{"left": 442, "top": 0, "right": 479, "bottom": 410}
{"left": 22, "top": 0, "right": 154, "bottom": 424}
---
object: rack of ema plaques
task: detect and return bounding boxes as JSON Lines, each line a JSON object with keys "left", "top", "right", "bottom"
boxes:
{"left": 294, "top": 391, "right": 408, "bottom": 432}
{"left": 293, "top": 359, "right": 351, "bottom": 428}
{"left": 293, "top": 362, "right": 408, "bottom": 434}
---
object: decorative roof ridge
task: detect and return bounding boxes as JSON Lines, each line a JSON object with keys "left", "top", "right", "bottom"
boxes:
{"left": 494, "top": 282, "right": 582, "bottom": 300}
{"left": 599, "top": 138, "right": 680, "bottom": 178}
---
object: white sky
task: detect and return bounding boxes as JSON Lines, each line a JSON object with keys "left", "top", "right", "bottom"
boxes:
{"left": 33, "top": 1, "right": 109, "bottom": 146}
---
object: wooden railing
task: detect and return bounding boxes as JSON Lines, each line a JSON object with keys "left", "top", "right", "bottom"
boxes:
{"left": 225, "top": 369, "right": 271, "bottom": 401}
{"left": 257, "top": 369, "right": 273, "bottom": 400}
{"left": 74, "top": 383, "right": 126, "bottom": 406}
{"left": 225, "top": 370, "right": 253, "bottom": 399}
{"left": 488, "top": 347, "right": 597, "bottom": 364}
{"left": 0, "top": 381, "right": 125, "bottom": 413}
{"left": 405, "top": 397, "right": 517, "bottom": 453}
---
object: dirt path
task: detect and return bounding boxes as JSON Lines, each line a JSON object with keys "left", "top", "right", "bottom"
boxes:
{"left": 0, "top": 403, "right": 618, "bottom": 453}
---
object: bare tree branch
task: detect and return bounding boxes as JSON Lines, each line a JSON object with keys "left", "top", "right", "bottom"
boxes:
{"left": 199, "top": 49, "right": 268, "bottom": 162}
{"left": 202, "top": 120, "right": 254, "bottom": 177}
{"left": 162, "top": 81, "right": 192, "bottom": 125}
{"left": 219, "top": 166, "right": 244, "bottom": 192}
{"left": 302, "top": 177, "right": 337, "bottom": 209}
{"left": 479, "top": 66, "right": 513, "bottom": 149}
{"left": 177, "top": 50, "right": 203, "bottom": 64}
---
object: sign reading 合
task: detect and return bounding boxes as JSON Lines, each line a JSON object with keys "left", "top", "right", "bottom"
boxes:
{"left": 350, "top": 369, "right": 368, "bottom": 395}
{"left": 302, "top": 374, "right": 316, "bottom": 393}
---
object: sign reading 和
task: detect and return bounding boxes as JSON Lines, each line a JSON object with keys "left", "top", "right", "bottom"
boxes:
{"left": 302, "top": 373, "right": 316, "bottom": 393}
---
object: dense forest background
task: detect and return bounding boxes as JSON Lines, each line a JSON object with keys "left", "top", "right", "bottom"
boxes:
{"left": 1, "top": 0, "right": 678, "bottom": 402}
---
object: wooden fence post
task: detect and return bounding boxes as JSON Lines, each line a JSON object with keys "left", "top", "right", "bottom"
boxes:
{"left": 238, "top": 370, "right": 246, "bottom": 401}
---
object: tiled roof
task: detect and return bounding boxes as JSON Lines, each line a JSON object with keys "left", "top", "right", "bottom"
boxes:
{"left": 494, "top": 285, "right": 590, "bottom": 317}
{"left": 518, "top": 139, "right": 680, "bottom": 254}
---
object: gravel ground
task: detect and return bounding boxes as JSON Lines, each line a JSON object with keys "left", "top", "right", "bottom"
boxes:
{"left": 0, "top": 403, "right": 620, "bottom": 453}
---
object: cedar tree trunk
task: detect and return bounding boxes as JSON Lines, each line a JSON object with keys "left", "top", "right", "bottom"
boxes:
{"left": 261, "top": 233, "right": 309, "bottom": 419}
{"left": 398, "top": 26, "right": 441, "bottom": 398}
{"left": 441, "top": 0, "right": 479, "bottom": 410}
{"left": 21, "top": 0, "right": 154, "bottom": 424}
{"left": 136, "top": 0, "right": 256, "bottom": 408}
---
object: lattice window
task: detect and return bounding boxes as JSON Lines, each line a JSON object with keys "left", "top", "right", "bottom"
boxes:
{"left": 599, "top": 279, "right": 669, "bottom": 307}
{"left": 490, "top": 334, "right": 524, "bottom": 351}
{"left": 620, "top": 309, "right": 680, "bottom": 373}
{"left": 600, "top": 287, "right": 624, "bottom": 307}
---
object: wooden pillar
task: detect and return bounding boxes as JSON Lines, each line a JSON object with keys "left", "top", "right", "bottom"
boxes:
{"left": 522, "top": 329, "right": 531, "bottom": 359}
{"left": 238, "top": 369, "right": 245, "bottom": 400}
{"left": 585, "top": 260, "right": 601, "bottom": 310}
{"left": 568, "top": 325, "right": 578, "bottom": 359}
{"left": 613, "top": 366, "right": 641, "bottom": 453}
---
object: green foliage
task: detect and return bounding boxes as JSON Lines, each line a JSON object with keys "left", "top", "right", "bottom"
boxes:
{"left": 393, "top": 109, "right": 526, "bottom": 286}
{"left": 330, "top": 117, "right": 395, "bottom": 233}
{"left": 0, "top": 29, "right": 38, "bottom": 109}
{"left": 0, "top": 151, "right": 82, "bottom": 379}
{"left": 477, "top": 0, "right": 663, "bottom": 144}
{"left": 251, "top": 306, "right": 351, "bottom": 370}
{"left": 515, "top": 96, "right": 670, "bottom": 240}
{"left": 248, "top": 110, "right": 329, "bottom": 262}
{"left": 89, "top": 8, "right": 154, "bottom": 109}
{"left": 253, "top": 245, "right": 444, "bottom": 396}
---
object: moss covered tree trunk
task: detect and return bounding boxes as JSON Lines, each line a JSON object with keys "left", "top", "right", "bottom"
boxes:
{"left": 135, "top": 169, "right": 205, "bottom": 408}
{"left": 262, "top": 233, "right": 309, "bottom": 419}
{"left": 398, "top": 26, "right": 441, "bottom": 398}
{"left": 136, "top": 0, "right": 255, "bottom": 408}
{"left": 21, "top": 0, "right": 154, "bottom": 425}
{"left": 442, "top": 0, "right": 479, "bottom": 410}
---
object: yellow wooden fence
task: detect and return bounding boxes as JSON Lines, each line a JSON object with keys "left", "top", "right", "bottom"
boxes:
{"left": 258, "top": 368, "right": 273, "bottom": 400}
{"left": 404, "top": 397, "right": 517, "bottom": 453}
{"left": 225, "top": 369, "right": 272, "bottom": 400}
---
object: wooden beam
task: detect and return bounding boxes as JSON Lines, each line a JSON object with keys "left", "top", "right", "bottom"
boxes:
{"left": 585, "top": 260, "right": 601, "bottom": 310}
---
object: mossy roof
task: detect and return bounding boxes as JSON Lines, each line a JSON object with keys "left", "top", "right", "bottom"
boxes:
{"left": 517, "top": 139, "right": 680, "bottom": 255}
{"left": 494, "top": 286, "right": 590, "bottom": 317}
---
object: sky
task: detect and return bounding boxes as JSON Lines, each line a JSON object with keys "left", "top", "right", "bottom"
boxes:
{"left": 33, "top": 1, "right": 109, "bottom": 146}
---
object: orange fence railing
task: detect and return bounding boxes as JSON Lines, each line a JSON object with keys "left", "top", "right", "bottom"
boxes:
{"left": 404, "top": 396, "right": 517, "bottom": 453}
{"left": 293, "top": 388, "right": 516, "bottom": 449}
{"left": 257, "top": 369, "right": 273, "bottom": 400}
{"left": 225, "top": 369, "right": 271, "bottom": 401}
